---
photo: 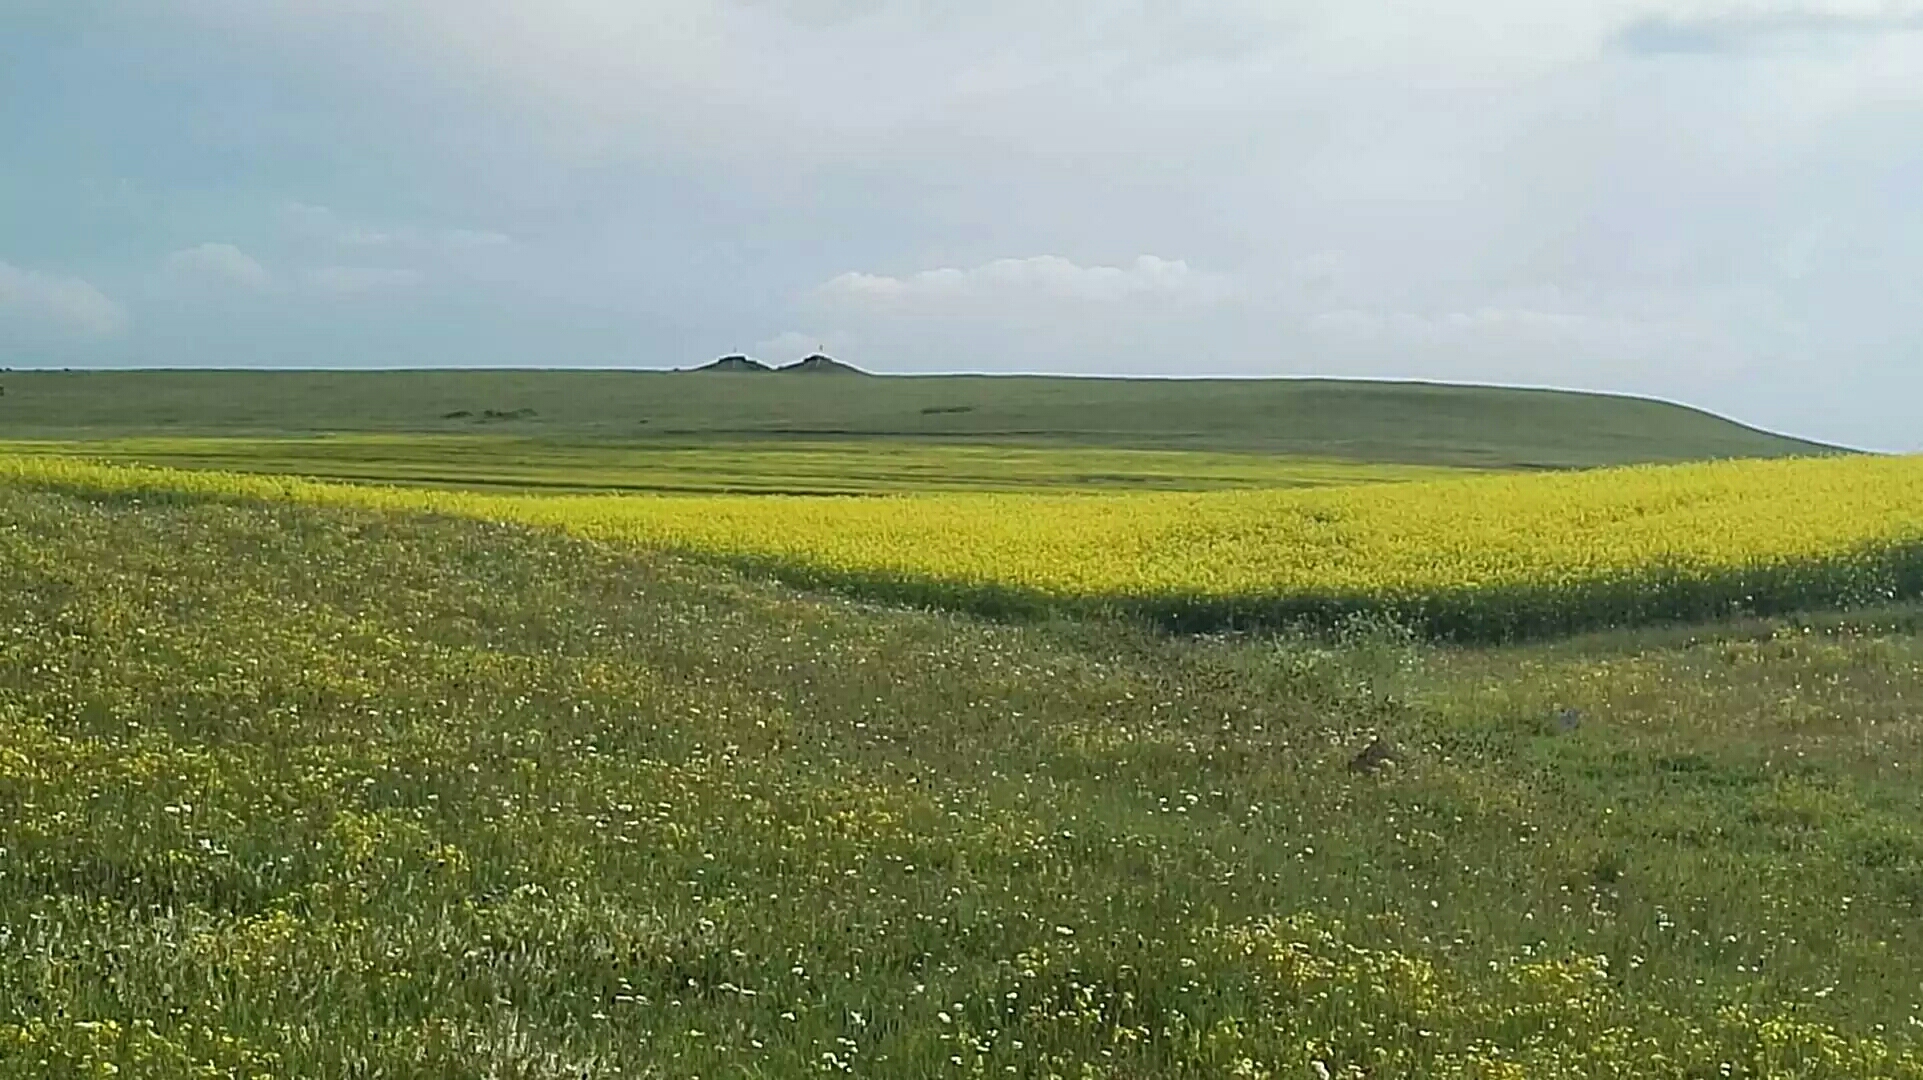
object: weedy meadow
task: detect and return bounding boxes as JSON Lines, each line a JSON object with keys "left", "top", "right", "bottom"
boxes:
{"left": 6, "top": 478, "right": 1923, "bottom": 1077}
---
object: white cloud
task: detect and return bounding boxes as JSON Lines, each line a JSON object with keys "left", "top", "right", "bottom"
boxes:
{"left": 307, "top": 265, "right": 422, "bottom": 295}
{"left": 186, "top": 1, "right": 1923, "bottom": 163}
{"left": 1614, "top": 1, "right": 1923, "bottom": 52}
{"left": 337, "top": 227, "right": 395, "bottom": 247}
{"left": 283, "top": 200, "right": 334, "bottom": 230}
{"left": 443, "top": 228, "right": 512, "bottom": 248}
{"left": 1289, "top": 291, "right": 1777, "bottom": 390}
{"left": 282, "top": 201, "right": 511, "bottom": 252}
{"left": 0, "top": 261, "right": 127, "bottom": 336}
{"left": 164, "top": 242, "right": 272, "bottom": 289}
{"left": 814, "top": 255, "right": 1240, "bottom": 316}
{"left": 1305, "top": 306, "right": 1634, "bottom": 341}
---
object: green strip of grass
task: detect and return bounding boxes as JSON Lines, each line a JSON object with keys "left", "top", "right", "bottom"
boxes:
{"left": 0, "top": 435, "right": 1471, "bottom": 494}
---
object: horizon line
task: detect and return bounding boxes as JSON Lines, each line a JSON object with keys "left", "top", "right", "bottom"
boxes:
{"left": 0, "top": 363, "right": 1878, "bottom": 452}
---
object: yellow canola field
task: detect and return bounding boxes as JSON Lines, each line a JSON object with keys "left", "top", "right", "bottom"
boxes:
{"left": 5, "top": 452, "right": 1921, "bottom": 638}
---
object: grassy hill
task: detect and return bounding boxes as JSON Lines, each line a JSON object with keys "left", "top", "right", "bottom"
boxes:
{"left": 5, "top": 483, "right": 1923, "bottom": 1075}
{"left": 0, "top": 370, "right": 1838, "bottom": 470}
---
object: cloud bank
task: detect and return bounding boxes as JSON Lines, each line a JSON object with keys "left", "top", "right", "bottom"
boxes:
{"left": 0, "top": 261, "right": 127, "bottom": 337}
{"left": 165, "top": 243, "right": 272, "bottom": 290}
{"left": 307, "top": 266, "right": 422, "bottom": 295}
{"left": 815, "top": 256, "right": 1241, "bottom": 315}
{"left": 3, "top": 0, "right": 1916, "bottom": 447}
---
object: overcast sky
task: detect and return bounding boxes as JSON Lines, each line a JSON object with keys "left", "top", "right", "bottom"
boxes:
{"left": 3, "top": 1, "right": 1919, "bottom": 448}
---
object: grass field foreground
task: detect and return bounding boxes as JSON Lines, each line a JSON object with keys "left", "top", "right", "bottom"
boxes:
{"left": 7, "top": 486, "right": 1923, "bottom": 1076}
{"left": 5, "top": 452, "right": 1922, "bottom": 640}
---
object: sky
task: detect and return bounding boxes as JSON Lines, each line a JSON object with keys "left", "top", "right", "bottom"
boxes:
{"left": 2, "top": 1, "right": 1919, "bottom": 449}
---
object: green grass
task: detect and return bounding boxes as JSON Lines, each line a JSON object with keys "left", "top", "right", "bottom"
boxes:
{"left": 5, "top": 485, "right": 1923, "bottom": 1076}
{"left": 0, "top": 435, "right": 1469, "bottom": 494}
{"left": 0, "top": 370, "right": 1839, "bottom": 470}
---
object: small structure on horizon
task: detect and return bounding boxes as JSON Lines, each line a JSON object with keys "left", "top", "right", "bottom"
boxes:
{"left": 777, "top": 353, "right": 866, "bottom": 375}
{"left": 695, "top": 354, "right": 774, "bottom": 373}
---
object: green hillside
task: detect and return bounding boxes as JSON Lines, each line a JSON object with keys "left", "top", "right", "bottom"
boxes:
{"left": 0, "top": 370, "right": 1838, "bottom": 470}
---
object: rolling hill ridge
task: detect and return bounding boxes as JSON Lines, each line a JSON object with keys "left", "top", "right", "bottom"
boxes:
{"left": 0, "top": 370, "right": 1839, "bottom": 470}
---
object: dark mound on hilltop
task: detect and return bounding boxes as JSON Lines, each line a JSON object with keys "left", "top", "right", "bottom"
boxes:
{"left": 696, "top": 355, "right": 773, "bottom": 373}
{"left": 777, "top": 354, "right": 866, "bottom": 375}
